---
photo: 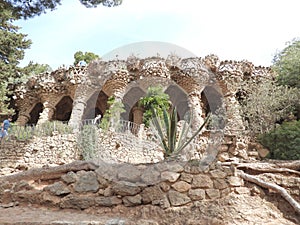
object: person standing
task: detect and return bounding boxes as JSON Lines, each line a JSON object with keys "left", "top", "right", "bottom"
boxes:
{"left": 0, "top": 116, "right": 12, "bottom": 142}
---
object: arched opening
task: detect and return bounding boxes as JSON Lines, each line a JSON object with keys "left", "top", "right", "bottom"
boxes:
{"left": 83, "top": 90, "right": 109, "bottom": 120}
{"left": 201, "top": 86, "right": 223, "bottom": 115}
{"left": 27, "top": 102, "right": 43, "bottom": 125}
{"left": 165, "top": 84, "right": 190, "bottom": 121}
{"left": 53, "top": 96, "right": 73, "bottom": 122}
{"left": 201, "top": 86, "right": 224, "bottom": 129}
{"left": 122, "top": 87, "right": 146, "bottom": 122}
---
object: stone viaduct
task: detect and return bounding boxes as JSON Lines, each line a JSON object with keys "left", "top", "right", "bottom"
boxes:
{"left": 13, "top": 54, "right": 274, "bottom": 138}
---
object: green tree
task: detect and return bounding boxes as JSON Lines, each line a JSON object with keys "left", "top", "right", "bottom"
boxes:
{"left": 258, "top": 120, "right": 300, "bottom": 160}
{"left": 139, "top": 86, "right": 170, "bottom": 127}
{"left": 273, "top": 39, "right": 300, "bottom": 88}
{"left": 240, "top": 80, "right": 299, "bottom": 136}
{"left": 4, "top": 0, "right": 122, "bottom": 19}
{"left": 74, "top": 51, "right": 100, "bottom": 66}
{"left": 22, "top": 61, "right": 52, "bottom": 76}
{"left": 0, "top": 3, "right": 31, "bottom": 113}
{"left": 100, "top": 96, "right": 125, "bottom": 130}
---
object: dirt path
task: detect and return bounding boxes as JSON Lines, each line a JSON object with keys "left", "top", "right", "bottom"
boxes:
{"left": 1, "top": 191, "right": 299, "bottom": 225}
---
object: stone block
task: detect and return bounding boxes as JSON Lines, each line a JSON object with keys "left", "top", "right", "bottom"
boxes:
{"left": 235, "top": 187, "right": 250, "bottom": 195}
{"left": 103, "top": 186, "right": 113, "bottom": 197}
{"left": 60, "top": 194, "right": 95, "bottom": 209}
{"left": 161, "top": 171, "right": 180, "bottom": 183}
{"left": 95, "top": 196, "right": 122, "bottom": 207}
{"left": 141, "top": 167, "right": 161, "bottom": 185}
{"left": 184, "top": 165, "right": 203, "bottom": 174}
{"left": 44, "top": 181, "right": 70, "bottom": 196}
{"left": 227, "top": 176, "right": 244, "bottom": 187}
{"left": 213, "top": 179, "right": 228, "bottom": 190}
{"left": 159, "top": 182, "right": 170, "bottom": 192}
{"left": 168, "top": 190, "right": 191, "bottom": 206}
{"left": 73, "top": 171, "right": 99, "bottom": 193}
{"left": 111, "top": 181, "right": 141, "bottom": 196}
{"left": 205, "top": 189, "right": 220, "bottom": 199}
{"left": 152, "top": 195, "right": 170, "bottom": 209}
{"left": 95, "top": 163, "right": 118, "bottom": 182}
{"left": 171, "top": 181, "right": 191, "bottom": 192}
{"left": 180, "top": 172, "right": 193, "bottom": 183}
{"left": 61, "top": 171, "right": 77, "bottom": 184}
{"left": 210, "top": 169, "right": 227, "bottom": 179}
{"left": 192, "top": 174, "right": 213, "bottom": 188}
{"left": 188, "top": 189, "right": 205, "bottom": 200}
{"left": 221, "top": 187, "right": 231, "bottom": 197}
{"left": 117, "top": 164, "right": 141, "bottom": 182}
{"left": 141, "top": 186, "right": 165, "bottom": 204}
{"left": 123, "top": 194, "right": 142, "bottom": 206}
{"left": 40, "top": 192, "right": 61, "bottom": 206}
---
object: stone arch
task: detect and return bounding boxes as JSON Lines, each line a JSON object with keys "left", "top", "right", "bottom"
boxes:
{"left": 122, "top": 86, "right": 146, "bottom": 122}
{"left": 82, "top": 90, "right": 109, "bottom": 120}
{"left": 165, "top": 84, "right": 190, "bottom": 120}
{"left": 27, "top": 102, "right": 43, "bottom": 125}
{"left": 53, "top": 96, "right": 73, "bottom": 122}
{"left": 201, "top": 86, "right": 223, "bottom": 115}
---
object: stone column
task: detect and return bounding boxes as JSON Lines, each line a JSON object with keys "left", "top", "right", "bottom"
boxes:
{"left": 224, "top": 93, "right": 245, "bottom": 133}
{"left": 68, "top": 84, "right": 95, "bottom": 129}
{"left": 37, "top": 101, "right": 55, "bottom": 125}
{"left": 16, "top": 112, "right": 30, "bottom": 126}
{"left": 132, "top": 106, "right": 144, "bottom": 125}
{"left": 188, "top": 91, "right": 205, "bottom": 131}
{"left": 68, "top": 99, "right": 87, "bottom": 129}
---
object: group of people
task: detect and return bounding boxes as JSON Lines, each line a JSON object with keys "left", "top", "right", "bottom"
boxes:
{"left": 0, "top": 116, "right": 12, "bottom": 142}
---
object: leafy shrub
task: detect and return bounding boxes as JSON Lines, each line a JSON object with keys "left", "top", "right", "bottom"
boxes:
{"left": 35, "top": 121, "right": 72, "bottom": 136}
{"left": 258, "top": 120, "right": 300, "bottom": 160}
{"left": 139, "top": 85, "right": 170, "bottom": 127}
{"left": 9, "top": 125, "right": 34, "bottom": 141}
{"left": 100, "top": 96, "right": 125, "bottom": 131}
{"left": 78, "top": 125, "right": 98, "bottom": 160}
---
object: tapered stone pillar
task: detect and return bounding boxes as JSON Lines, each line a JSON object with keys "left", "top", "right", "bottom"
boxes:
{"left": 188, "top": 91, "right": 205, "bottom": 131}
{"left": 68, "top": 99, "right": 87, "bottom": 129}
{"left": 132, "top": 106, "right": 144, "bottom": 125}
{"left": 37, "top": 102, "right": 55, "bottom": 125}
{"left": 16, "top": 112, "right": 30, "bottom": 126}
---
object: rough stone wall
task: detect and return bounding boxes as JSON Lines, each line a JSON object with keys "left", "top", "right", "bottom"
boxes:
{"left": 0, "top": 127, "right": 263, "bottom": 177}
{"left": 0, "top": 134, "right": 80, "bottom": 175}
{"left": 0, "top": 162, "right": 244, "bottom": 210}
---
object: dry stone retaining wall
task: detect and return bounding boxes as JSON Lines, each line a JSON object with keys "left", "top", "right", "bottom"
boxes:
{"left": 0, "top": 128, "right": 262, "bottom": 176}
{"left": 0, "top": 161, "right": 244, "bottom": 210}
{"left": 0, "top": 134, "right": 79, "bottom": 175}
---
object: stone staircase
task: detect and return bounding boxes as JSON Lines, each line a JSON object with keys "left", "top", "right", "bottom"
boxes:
{"left": 0, "top": 140, "right": 28, "bottom": 169}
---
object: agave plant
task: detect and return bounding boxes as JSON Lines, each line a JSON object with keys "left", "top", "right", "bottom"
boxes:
{"left": 150, "top": 106, "right": 210, "bottom": 158}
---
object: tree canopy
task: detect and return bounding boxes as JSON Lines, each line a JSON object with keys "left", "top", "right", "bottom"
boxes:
{"left": 240, "top": 80, "right": 299, "bottom": 136}
{"left": 74, "top": 51, "right": 100, "bottom": 66}
{"left": 0, "top": 2, "right": 32, "bottom": 113}
{"left": 3, "top": 0, "right": 122, "bottom": 19}
{"left": 273, "top": 39, "right": 300, "bottom": 89}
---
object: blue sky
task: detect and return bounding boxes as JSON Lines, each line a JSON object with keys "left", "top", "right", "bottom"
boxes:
{"left": 16, "top": 0, "right": 300, "bottom": 70}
